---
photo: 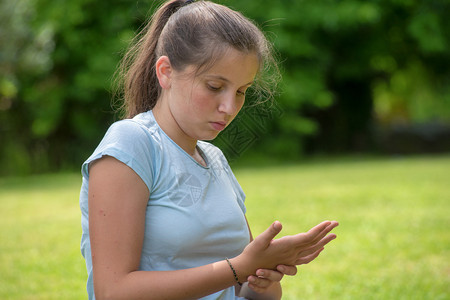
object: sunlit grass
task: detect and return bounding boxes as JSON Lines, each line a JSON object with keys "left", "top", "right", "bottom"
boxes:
{"left": 0, "top": 174, "right": 86, "bottom": 300}
{"left": 240, "top": 155, "right": 450, "bottom": 299}
{"left": 0, "top": 155, "right": 448, "bottom": 299}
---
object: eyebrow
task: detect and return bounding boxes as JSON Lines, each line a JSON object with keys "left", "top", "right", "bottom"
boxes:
{"left": 206, "top": 75, "right": 254, "bottom": 87}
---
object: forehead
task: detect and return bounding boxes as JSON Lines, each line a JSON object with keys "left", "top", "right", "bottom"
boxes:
{"left": 194, "top": 48, "right": 259, "bottom": 84}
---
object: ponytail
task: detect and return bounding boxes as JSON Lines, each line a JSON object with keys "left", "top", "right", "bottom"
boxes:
{"left": 116, "top": 0, "right": 188, "bottom": 118}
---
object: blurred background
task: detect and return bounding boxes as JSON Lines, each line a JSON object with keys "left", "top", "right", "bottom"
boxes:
{"left": 0, "top": 0, "right": 449, "bottom": 173}
{"left": 1, "top": 1, "right": 449, "bottom": 299}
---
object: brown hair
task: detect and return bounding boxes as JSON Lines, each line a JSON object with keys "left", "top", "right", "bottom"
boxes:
{"left": 115, "top": 0, "right": 280, "bottom": 119}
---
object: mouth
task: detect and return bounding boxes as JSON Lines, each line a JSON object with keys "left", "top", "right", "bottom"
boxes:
{"left": 210, "top": 121, "right": 227, "bottom": 131}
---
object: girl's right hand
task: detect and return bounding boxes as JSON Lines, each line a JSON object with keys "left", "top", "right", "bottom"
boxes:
{"left": 231, "top": 220, "right": 338, "bottom": 280}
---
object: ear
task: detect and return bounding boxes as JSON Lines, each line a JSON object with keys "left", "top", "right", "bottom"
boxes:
{"left": 155, "top": 56, "right": 172, "bottom": 89}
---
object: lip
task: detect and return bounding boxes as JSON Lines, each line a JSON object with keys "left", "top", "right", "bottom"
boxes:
{"left": 210, "top": 121, "right": 227, "bottom": 131}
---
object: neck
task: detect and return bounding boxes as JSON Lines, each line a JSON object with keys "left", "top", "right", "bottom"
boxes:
{"left": 153, "top": 107, "right": 206, "bottom": 167}
{"left": 152, "top": 101, "right": 198, "bottom": 156}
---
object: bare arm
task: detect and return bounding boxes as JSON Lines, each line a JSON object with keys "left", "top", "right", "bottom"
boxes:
{"left": 89, "top": 156, "right": 338, "bottom": 299}
{"left": 89, "top": 156, "right": 238, "bottom": 299}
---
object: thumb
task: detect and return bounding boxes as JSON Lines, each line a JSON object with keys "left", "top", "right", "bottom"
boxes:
{"left": 255, "top": 221, "right": 282, "bottom": 247}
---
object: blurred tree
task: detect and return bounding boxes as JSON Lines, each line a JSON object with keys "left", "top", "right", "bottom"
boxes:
{"left": 220, "top": 0, "right": 450, "bottom": 156}
{"left": 0, "top": 0, "right": 152, "bottom": 174}
{"left": 0, "top": 0, "right": 54, "bottom": 174}
{"left": 1, "top": 0, "right": 449, "bottom": 175}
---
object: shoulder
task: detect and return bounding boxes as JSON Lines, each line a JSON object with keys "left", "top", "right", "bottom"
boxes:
{"left": 107, "top": 112, "right": 155, "bottom": 137}
{"left": 82, "top": 112, "right": 160, "bottom": 191}
{"left": 83, "top": 112, "right": 161, "bottom": 167}
{"left": 103, "top": 112, "right": 161, "bottom": 147}
{"left": 106, "top": 119, "right": 146, "bottom": 139}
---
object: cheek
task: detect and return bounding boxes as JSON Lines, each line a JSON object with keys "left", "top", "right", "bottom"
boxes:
{"left": 237, "top": 99, "right": 245, "bottom": 112}
{"left": 231, "top": 98, "right": 245, "bottom": 119}
{"left": 191, "top": 90, "right": 215, "bottom": 113}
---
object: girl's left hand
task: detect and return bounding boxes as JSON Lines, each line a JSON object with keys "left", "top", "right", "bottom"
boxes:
{"left": 246, "top": 264, "right": 297, "bottom": 293}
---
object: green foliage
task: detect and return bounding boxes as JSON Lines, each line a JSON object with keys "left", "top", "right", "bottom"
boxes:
{"left": 0, "top": 156, "right": 448, "bottom": 298}
{"left": 1, "top": 0, "right": 449, "bottom": 175}
{"left": 0, "top": 0, "right": 151, "bottom": 175}
{"left": 221, "top": 0, "right": 450, "bottom": 154}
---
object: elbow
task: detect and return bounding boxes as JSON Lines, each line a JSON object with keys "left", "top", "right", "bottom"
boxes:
{"left": 92, "top": 268, "right": 139, "bottom": 300}
{"left": 95, "top": 289, "right": 123, "bottom": 300}
{"left": 94, "top": 287, "right": 114, "bottom": 300}
{"left": 93, "top": 280, "right": 123, "bottom": 300}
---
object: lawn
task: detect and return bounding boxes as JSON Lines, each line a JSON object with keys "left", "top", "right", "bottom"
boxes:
{"left": 0, "top": 155, "right": 448, "bottom": 299}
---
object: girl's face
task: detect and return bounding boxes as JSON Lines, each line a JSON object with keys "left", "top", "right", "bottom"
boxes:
{"left": 156, "top": 48, "right": 259, "bottom": 151}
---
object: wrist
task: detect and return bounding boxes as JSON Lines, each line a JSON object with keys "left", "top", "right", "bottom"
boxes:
{"left": 228, "top": 255, "right": 255, "bottom": 283}
{"left": 225, "top": 258, "right": 242, "bottom": 286}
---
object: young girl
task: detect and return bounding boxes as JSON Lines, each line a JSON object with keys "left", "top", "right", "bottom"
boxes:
{"left": 79, "top": 1, "right": 338, "bottom": 299}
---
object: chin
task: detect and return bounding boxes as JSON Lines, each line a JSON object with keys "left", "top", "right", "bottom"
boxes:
{"left": 200, "top": 132, "right": 220, "bottom": 141}
{"left": 201, "top": 136, "right": 218, "bottom": 141}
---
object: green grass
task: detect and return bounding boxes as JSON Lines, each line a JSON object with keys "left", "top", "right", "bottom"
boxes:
{"left": 0, "top": 173, "right": 86, "bottom": 300}
{"left": 240, "top": 155, "right": 450, "bottom": 300}
{"left": 0, "top": 155, "right": 449, "bottom": 299}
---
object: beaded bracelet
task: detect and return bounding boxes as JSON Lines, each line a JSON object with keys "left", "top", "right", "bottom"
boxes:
{"left": 225, "top": 258, "right": 242, "bottom": 286}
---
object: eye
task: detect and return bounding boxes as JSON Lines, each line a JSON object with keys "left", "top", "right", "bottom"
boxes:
{"left": 236, "top": 89, "right": 246, "bottom": 96}
{"left": 207, "top": 84, "right": 222, "bottom": 92}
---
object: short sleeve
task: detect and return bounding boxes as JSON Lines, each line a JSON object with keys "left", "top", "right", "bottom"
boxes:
{"left": 81, "top": 120, "right": 156, "bottom": 193}
{"left": 224, "top": 162, "right": 247, "bottom": 214}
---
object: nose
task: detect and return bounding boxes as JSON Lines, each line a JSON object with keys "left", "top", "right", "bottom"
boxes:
{"left": 218, "top": 92, "right": 242, "bottom": 116}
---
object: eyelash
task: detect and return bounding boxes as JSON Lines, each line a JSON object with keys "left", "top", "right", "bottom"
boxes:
{"left": 207, "top": 84, "right": 221, "bottom": 92}
{"left": 207, "top": 84, "right": 246, "bottom": 96}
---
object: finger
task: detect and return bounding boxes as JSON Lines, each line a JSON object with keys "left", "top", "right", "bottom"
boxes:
{"left": 253, "top": 221, "right": 283, "bottom": 248}
{"left": 317, "top": 221, "right": 339, "bottom": 241}
{"left": 320, "top": 221, "right": 339, "bottom": 238}
{"left": 295, "top": 247, "right": 324, "bottom": 265}
{"left": 247, "top": 275, "right": 272, "bottom": 289}
{"left": 295, "top": 232, "right": 337, "bottom": 260}
{"left": 307, "top": 220, "right": 331, "bottom": 235}
{"left": 255, "top": 269, "right": 284, "bottom": 281}
{"left": 307, "top": 221, "right": 339, "bottom": 241}
{"left": 293, "top": 220, "right": 338, "bottom": 246}
{"left": 314, "top": 231, "right": 337, "bottom": 250}
{"left": 312, "top": 230, "right": 337, "bottom": 250}
{"left": 288, "top": 221, "right": 329, "bottom": 245}
{"left": 296, "top": 233, "right": 337, "bottom": 265}
{"left": 276, "top": 264, "right": 297, "bottom": 276}
{"left": 247, "top": 282, "right": 267, "bottom": 294}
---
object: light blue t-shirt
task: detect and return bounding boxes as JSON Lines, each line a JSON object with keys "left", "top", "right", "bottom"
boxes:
{"left": 80, "top": 111, "right": 250, "bottom": 299}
